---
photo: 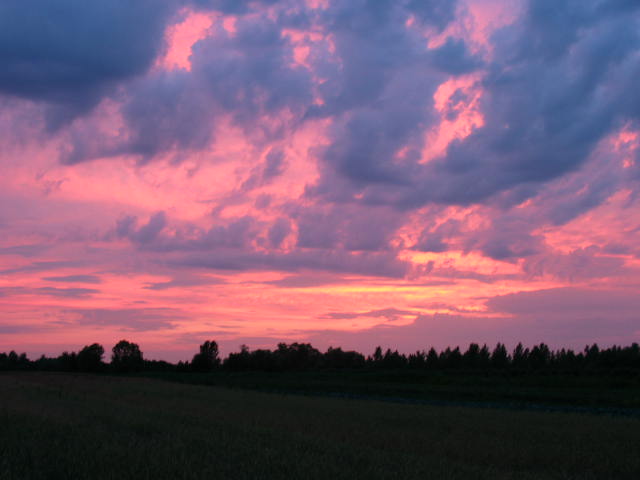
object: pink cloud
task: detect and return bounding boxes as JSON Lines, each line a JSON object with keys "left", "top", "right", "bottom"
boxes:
{"left": 160, "top": 10, "right": 215, "bottom": 71}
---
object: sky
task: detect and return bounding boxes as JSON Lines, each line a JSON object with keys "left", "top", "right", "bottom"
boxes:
{"left": 1, "top": 0, "right": 639, "bottom": 361}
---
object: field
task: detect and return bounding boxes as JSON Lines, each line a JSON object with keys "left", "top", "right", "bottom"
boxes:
{"left": 140, "top": 369, "right": 640, "bottom": 411}
{"left": 1, "top": 373, "right": 640, "bottom": 479}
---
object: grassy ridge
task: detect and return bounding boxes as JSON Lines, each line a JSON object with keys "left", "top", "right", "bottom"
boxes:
{"left": 2, "top": 373, "right": 640, "bottom": 479}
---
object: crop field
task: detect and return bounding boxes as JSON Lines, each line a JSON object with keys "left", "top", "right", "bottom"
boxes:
{"left": 1, "top": 373, "right": 639, "bottom": 479}
{"left": 141, "top": 369, "right": 640, "bottom": 411}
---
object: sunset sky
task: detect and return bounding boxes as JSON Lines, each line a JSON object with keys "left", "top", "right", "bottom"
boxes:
{"left": 1, "top": 0, "right": 639, "bottom": 361}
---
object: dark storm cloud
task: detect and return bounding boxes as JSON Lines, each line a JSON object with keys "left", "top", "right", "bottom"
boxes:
{"left": 0, "top": 0, "right": 179, "bottom": 128}
{"left": 101, "top": 70, "right": 214, "bottom": 163}
{"left": 5, "top": 0, "right": 638, "bottom": 206}
{"left": 62, "top": 3, "right": 315, "bottom": 164}
{"left": 192, "top": 15, "right": 313, "bottom": 123}
{"left": 430, "top": 37, "right": 483, "bottom": 75}
{"left": 306, "top": 1, "right": 467, "bottom": 188}
{"left": 188, "top": 0, "right": 282, "bottom": 14}
{"left": 392, "top": 0, "right": 640, "bottom": 208}
{"left": 4, "top": 0, "right": 639, "bottom": 275}
{"left": 405, "top": 0, "right": 458, "bottom": 30}
{"left": 300, "top": 0, "right": 640, "bottom": 214}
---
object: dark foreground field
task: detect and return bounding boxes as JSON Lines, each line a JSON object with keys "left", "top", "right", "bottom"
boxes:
{"left": 140, "top": 369, "right": 640, "bottom": 411}
{"left": 1, "top": 373, "right": 639, "bottom": 479}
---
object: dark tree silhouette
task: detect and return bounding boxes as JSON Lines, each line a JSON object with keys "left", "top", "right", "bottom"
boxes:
{"left": 381, "top": 348, "right": 407, "bottom": 369}
{"left": 529, "top": 343, "right": 551, "bottom": 369}
{"left": 58, "top": 351, "right": 78, "bottom": 371}
{"left": 191, "top": 340, "right": 220, "bottom": 371}
{"left": 426, "top": 347, "right": 439, "bottom": 369}
{"left": 224, "top": 344, "right": 252, "bottom": 370}
{"left": 408, "top": 350, "right": 426, "bottom": 368}
{"left": 111, "top": 340, "right": 144, "bottom": 372}
{"left": 372, "top": 346, "right": 383, "bottom": 364}
{"left": 479, "top": 344, "right": 491, "bottom": 368}
{"left": 512, "top": 342, "right": 528, "bottom": 369}
{"left": 8, "top": 351, "right": 19, "bottom": 368}
{"left": 440, "top": 346, "right": 462, "bottom": 369}
{"left": 77, "top": 343, "right": 104, "bottom": 372}
{"left": 490, "top": 343, "right": 509, "bottom": 368}
{"left": 463, "top": 343, "right": 481, "bottom": 368}
{"left": 275, "top": 343, "right": 321, "bottom": 370}
{"left": 323, "top": 347, "right": 365, "bottom": 369}
{"left": 3, "top": 340, "right": 640, "bottom": 374}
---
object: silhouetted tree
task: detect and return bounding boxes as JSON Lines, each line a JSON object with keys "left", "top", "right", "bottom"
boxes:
{"left": 77, "top": 343, "right": 104, "bottom": 372}
{"left": 512, "top": 343, "right": 529, "bottom": 369}
{"left": 1, "top": 351, "right": 30, "bottom": 370}
{"left": 584, "top": 343, "right": 600, "bottom": 368}
{"left": 58, "top": 351, "right": 78, "bottom": 371}
{"left": 440, "top": 346, "right": 462, "bottom": 369}
{"left": 5, "top": 340, "right": 640, "bottom": 375}
{"left": 111, "top": 340, "right": 144, "bottom": 372}
{"left": 224, "top": 344, "right": 252, "bottom": 370}
{"left": 249, "top": 349, "right": 277, "bottom": 371}
{"left": 372, "top": 346, "right": 383, "bottom": 365}
{"left": 479, "top": 344, "right": 491, "bottom": 368}
{"left": 491, "top": 343, "right": 509, "bottom": 368}
{"left": 381, "top": 348, "right": 407, "bottom": 369}
{"left": 463, "top": 343, "right": 481, "bottom": 368}
{"left": 275, "top": 343, "right": 321, "bottom": 370}
{"left": 143, "top": 359, "right": 176, "bottom": 372}
{"left": 176, "top": 360, "right": 189, "bottom": 372}
{"left": 426, "top": 347, "right": 439, "bottom": 369}
{"left": 625, "top": 343, "right": 640, "bottom": 369}
{"left": 8, "top": 351, "right": 19, "bottom": 368}
{"left": 408, "top": 350, "right": 426, "bottom": 368}
{"left": 34, "top": 354, "right": 59, "bottom": 371}
{"left": 191, "top": 340, "right": 220, "bottom": 371}
{"left": 529, "top": 343, "right": 551, "bottom": 369}
{"left": 323, "top": 347, "right": 365, "bottom": 369}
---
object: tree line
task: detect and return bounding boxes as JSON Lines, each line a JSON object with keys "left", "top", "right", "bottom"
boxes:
{"left": 2, "top": 340, "right": 640, "bottom": 374}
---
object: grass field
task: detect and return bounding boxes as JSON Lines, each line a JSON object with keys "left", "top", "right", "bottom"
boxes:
{"left": 139, "top": 369, "right": 640, "bottom": 411}
{"left": 1, "top": 373, "right": 640, "bottom": 479}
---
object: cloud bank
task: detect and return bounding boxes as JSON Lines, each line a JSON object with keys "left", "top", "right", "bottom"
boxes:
{"left": 1, "top": 0, "right": 639, "bottom": 360}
